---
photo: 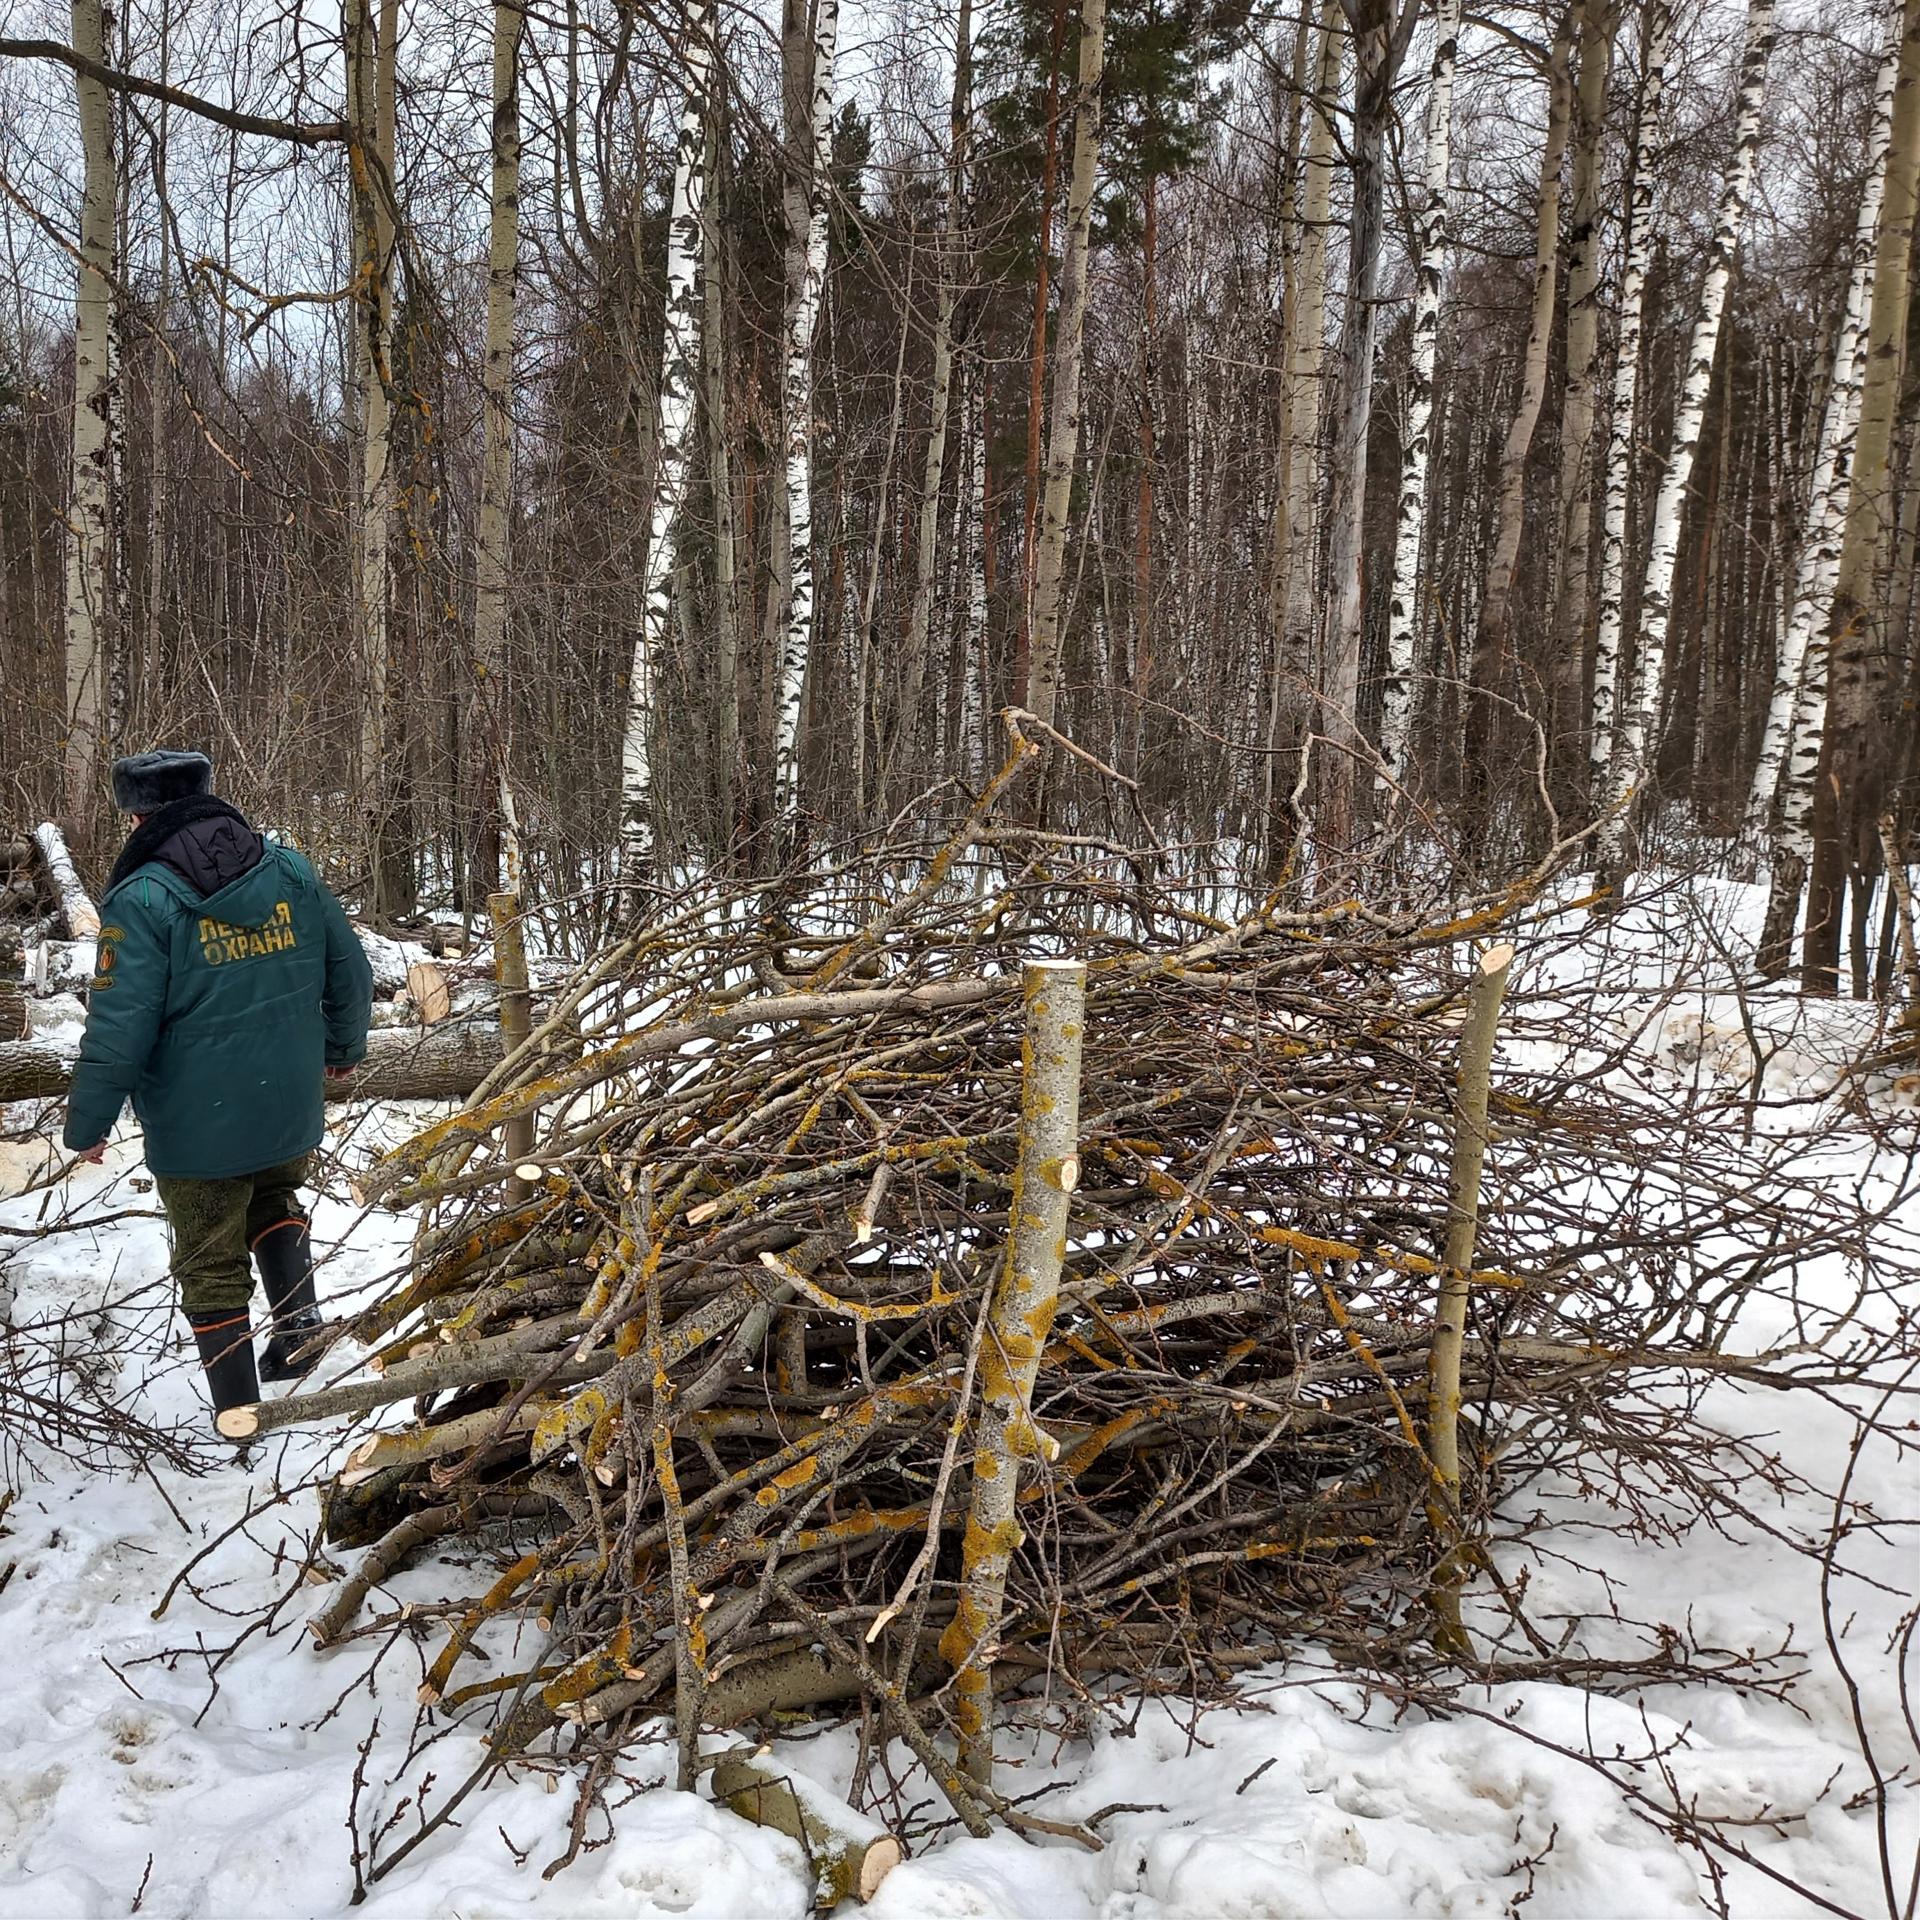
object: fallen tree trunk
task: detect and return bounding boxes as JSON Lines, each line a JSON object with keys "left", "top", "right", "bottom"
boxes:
{"left": 0, "top": 1020, "right": 501, "bottom": 1109}
{"left": 32, "top": 823, "right": 99, "bottom": 939}
{"left": 710, "top": 1751, "right": 903, "bottom": 1907}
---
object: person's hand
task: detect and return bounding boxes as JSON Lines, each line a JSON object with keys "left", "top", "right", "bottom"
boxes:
{"left": 72, "top": 1143, "right": 107, "bottom": 1167}
{"left": 325, "top": 1064, "right": 357, "bottom": 1082}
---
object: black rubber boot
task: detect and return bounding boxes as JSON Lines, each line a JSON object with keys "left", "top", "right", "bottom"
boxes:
{"left": 190, "top": 1311, "right": 260, "bottom": 1430}
{"left": 255, "top": 1218, "right": 322, "bottom": 1383}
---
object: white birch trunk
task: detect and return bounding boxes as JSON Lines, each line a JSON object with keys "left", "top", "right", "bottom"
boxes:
{"left": 473, "top": 0, "right": 525, "bottom": 893}
{"left": 1547, "top": 0, "right": 1617, "bottom": 783}
{"left": 1023, "top": 0, "right": 1106, "bottom": 729}
{"left": 1376, "top": 0, "right": 1462, "bottom": 790}
{"left": 1745, "top": 0, "right": 1905, "bottom": 847}
{"left": 1319, "top": 0, "right": 1415, "bottom": 850}
{"left": 620, "top": 0, "right": 712, "bottom": 874}
{"left": 960, "top": 364, "right": 988, "bottom": 778}
{"left": 63, "top": 0, "right": 115, "bottom": 832}
{"left": 1586, "top": 0, "right": 1673, "bottom": 806}
{"left": 1595, "top": 0, "right": 1775, "bottom": 870}
{"left": 772, "top": 0, "right": 840, "bottom": 816}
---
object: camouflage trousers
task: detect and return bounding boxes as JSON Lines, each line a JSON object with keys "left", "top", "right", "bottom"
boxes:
{"left": 155, "top": 1153, "right": 312, "bottom": 1318}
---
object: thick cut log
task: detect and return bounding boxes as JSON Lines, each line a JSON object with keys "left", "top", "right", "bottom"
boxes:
{"left": 217, "top": 1322, "right": 606, "bottom": 1440}
{"left": 0, "top": 981, "right": 24, "bottom": 1042}
{"left": 711, "top": 1752, "right": 902, "bottom": 1907}
{"left": 0, "top": 1020, "right": 500, "bottom": 1108}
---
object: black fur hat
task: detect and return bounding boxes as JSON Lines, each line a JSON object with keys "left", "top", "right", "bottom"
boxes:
{"left": 111, "top": 749, "right": 214, "bottom": 814}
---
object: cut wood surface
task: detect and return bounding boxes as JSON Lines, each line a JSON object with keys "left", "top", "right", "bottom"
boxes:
{"left": 710, "top": 1752, "right": 902, "bottom": 1906}
{"left": 405, "top": 959, "right": 452, "bottom": 1025}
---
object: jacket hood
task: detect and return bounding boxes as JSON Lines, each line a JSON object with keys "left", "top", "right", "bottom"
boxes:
{"left": 109, "top": 796, "right": 265, "bottom": 899}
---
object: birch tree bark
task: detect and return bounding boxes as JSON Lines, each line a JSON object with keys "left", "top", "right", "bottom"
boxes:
{"left": 1585, "top": 0, "right": 1673, "bottom": 818}
{"left": 62, "top": 0, "right": 115, "bottom": 842}
{"left": 1751, "top": 0, "right": 1905, "bottom": 969}
{"left": 1318, "top": 0, "right": 1422, "bottom": 854}
{"left": 620, "top": 0, "right": 711, "bottom": 879}
{"left": 960, "top": 363, "right": 989, "bottom": 779}
{"left": 1377, "top": 0, "right": 1464, "bottom": 793}
{"left": 1594, "top": 0, "right": 1775, "bottom": 879}
{"left": 471, "top": 0, "right": 525, "bottom": 897}
{"left": 1022, "top": 0, "right": 1105, "bottom": 733}
{"left": 772, "top": 0, "right": 840, "bottom": 818}
{"left": 1805, "top": 0, "right": 1920, "bottom": 988}
{"left": 1263, "top": 0, "right": 1341, "bottom": 866}
{"left": 1546, "top": 0, "right": 1617, "bottom": 812}
{"left": 1464, "top": 19, "right": 1572, "bottom": 803}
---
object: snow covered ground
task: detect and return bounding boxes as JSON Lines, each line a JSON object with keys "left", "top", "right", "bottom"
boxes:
{"left": 2, "top": 884, "right": 1917, "bottom": 1920}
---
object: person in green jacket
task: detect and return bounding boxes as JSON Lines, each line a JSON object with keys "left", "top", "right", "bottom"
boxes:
{"left": 63, "top": 750, "right": 376, "bottom": 1428}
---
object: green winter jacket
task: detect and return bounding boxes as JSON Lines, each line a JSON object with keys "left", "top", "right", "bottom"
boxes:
{"left": 63, "top": 840, "right": 375, "bottom": 1179}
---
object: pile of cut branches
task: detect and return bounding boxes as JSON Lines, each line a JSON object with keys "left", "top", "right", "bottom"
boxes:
{"left": 250, "top": 731, "right": 1917, "bottom": 1849}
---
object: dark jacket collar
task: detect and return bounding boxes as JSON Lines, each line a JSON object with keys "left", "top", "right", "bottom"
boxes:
{"left": 108, "top": 796, "right": 260, "bottom": 896}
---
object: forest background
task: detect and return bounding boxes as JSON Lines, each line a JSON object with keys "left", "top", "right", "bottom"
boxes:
{"left": 0, "top": 0, "right": 1916, "bottom": 974}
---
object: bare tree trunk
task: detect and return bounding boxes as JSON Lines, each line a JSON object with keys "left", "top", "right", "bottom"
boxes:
{"left": 1805, "top": 0, "right": 1920, "bottom": 990}
{"left": 772, "top": 0, "right": 840, "bottom": 818}
{"left": 63, "top": 0, "right": 115, "bottom": 846}
{"left": 1464, "top": 19, "right": 1572, "bottom": 805}
{"left": 1319, "top": 0, "right": 1421, "bottom": 857}
{"left": 620, "top": 0, "right": 711, "bottom": 879}
{"left": 1587, "top": 0, "right": 1674, "bottom": 826}
{"left": 1131, "top": 172, "right": 1156, "bottom": 779}
{"left": 1546, "top": 0, "right": 1617, "bottom": 815}
{"left": 1019, "top": 0, "right": 1069, "bottom": 683}
{"left": 347, "top": 0, "right": 403, "bottom": 914}
{"left": 887, "top": 0, "right": 970, "bottom": 795}
{"left": 1751, "top": 0, "right": 1905, "bottom": 976}
{"left": 1596, "top": 0, "right": 1775, "bottom": 882}
{"left": 1377, "top": 0, "right": 1464, "bottom": 792}
{"left": 471, "top": 0, "right": 525, "bottom": 898}
{"left": 1022, "top": 0, "right": 1105, "bottom": 734}
{"left": 960, "top": 363, "right": 989, "bottom": 779}
{"left": 1264, "top": 0, "right": 1341, "bottom": 869}
{"left": 704, "top": 111, "right": 742, "bottom": 844}
{"left": 142, "top": 5, "right": 172, "bottom": 745}
{"left": 1426, "top": 940, "right": 1513, "bottom": 1655}
{"left": 942, "top": 959, "right": 1086, "bottom": 1786}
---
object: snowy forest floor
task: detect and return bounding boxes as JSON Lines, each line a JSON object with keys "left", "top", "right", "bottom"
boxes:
{"left": 2, "top": 878, "right": 1918, "bottom": 1920}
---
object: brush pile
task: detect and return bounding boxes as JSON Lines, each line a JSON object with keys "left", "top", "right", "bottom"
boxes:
{"left": 253, "top": 735, "right": 1915, "bottom": 1839}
